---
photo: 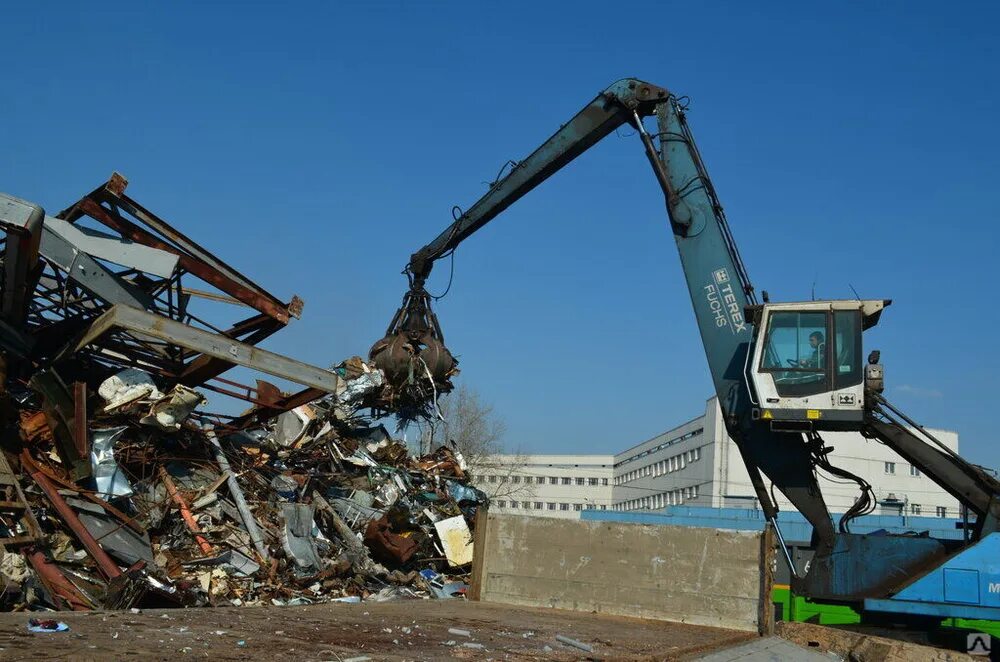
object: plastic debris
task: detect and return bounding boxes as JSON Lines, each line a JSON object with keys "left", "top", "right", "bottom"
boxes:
{"left": 27, "top": 619, "right": 69, "bottom": 633}
{"left": 98, "top": 369, "right": 164, "bottom": 412}
{"left": 434, "top": 516, "right": 475, "bottom": 567}
{"left": 556, "top": 634, "right": 594, "bottom": 652}
{"left": 139, "top": 385, "right": 205, "bottom": 430}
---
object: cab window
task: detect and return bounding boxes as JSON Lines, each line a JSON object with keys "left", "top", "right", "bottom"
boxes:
{"left": 760, "top": 311, "right": 829, "bottom": 396}
{"left": 833, "top": 310, "right": 862, "bottom": 389}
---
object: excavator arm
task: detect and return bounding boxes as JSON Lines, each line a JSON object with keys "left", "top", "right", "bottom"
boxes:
{"left": 376, "top": 78, "right": 1000, "bottom": 608}
{"left": 406, "top": 80, "right": 671, "bottom": 284}
{"left": 377, "top": 77, "right": 834, "bottom": 558}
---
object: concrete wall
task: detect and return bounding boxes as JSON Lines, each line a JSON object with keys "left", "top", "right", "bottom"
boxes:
{"left": 470, "top": 513, "right": 773, "bottom": 633}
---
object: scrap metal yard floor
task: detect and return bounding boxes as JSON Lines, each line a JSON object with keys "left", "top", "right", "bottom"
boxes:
{"left": 0, "top": 600, "right": 755, "bottom": 661}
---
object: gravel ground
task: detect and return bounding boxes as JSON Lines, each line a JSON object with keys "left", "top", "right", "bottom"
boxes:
{"left": 0, "top": 600, "right": 754, "bottom": 661}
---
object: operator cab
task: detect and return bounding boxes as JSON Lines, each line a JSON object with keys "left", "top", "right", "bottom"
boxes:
{"left": 746, "top": 299, "right": 889, "bottom": 431}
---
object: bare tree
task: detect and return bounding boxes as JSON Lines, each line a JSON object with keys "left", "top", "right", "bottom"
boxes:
{"left": 424, "top": 385, "right": 504, "bottom": 457}
{"left": 421, "top": 385, "right": 534, "bottom": 502}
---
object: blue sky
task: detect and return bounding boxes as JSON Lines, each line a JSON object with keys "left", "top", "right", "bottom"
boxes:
{"left": 3, "top": 2, "right": 998, "bottom": 467}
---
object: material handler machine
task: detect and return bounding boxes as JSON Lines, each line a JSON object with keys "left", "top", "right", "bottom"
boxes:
{"left": 372, "top": 79, "right": 1000, "bottom": 624}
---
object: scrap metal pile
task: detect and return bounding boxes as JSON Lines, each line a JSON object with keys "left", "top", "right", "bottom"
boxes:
{"left": 0, "top": 175, "right": 481, "bottom": 612}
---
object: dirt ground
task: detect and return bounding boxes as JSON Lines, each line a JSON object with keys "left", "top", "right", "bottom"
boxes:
{"left": 777, "top": 621, "right": 977, "bottom": 661}
{"left": 0, "top": 600, "right": 755, "bottom": 661}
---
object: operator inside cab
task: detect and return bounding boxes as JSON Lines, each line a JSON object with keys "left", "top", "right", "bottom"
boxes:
{"left": 799, "top": 331, "right": 825, "bottom": 369}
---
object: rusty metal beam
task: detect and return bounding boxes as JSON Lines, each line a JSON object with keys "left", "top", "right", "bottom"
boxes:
{"left": 26, "top": 457, "right": 146, "bottom": 536}
{"left": 28, "top": 369, "right": 90, "bottom": 481}
{"left": 0, "top": 195, "right": 43, "bottom": 326}
{"left": 72, "top": 382, "right": 89, "bottom": 460}
{"left": 24, "top": 549, "right": 93, "bottom": 611}
{"left": 26, "top": 457, "right": 121, "bottom": 581}
{"left": 179, "top": 313, "right": 285, "bottom": 386}
{"left": 57, "top": 304, "right": 341, "bottom": 394}
{"left": 160, "top": 468, "right": 214, "bottom": 555}
{"left": 74, "top": 198, "right": 295, "bottom": 324}
{"left": 227, "top": 386, "right": 327, "bottom": 428}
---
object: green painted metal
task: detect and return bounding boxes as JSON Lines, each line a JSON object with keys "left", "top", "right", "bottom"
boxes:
{"left": 772, "top": 586, "right": 861, "bottom": 626}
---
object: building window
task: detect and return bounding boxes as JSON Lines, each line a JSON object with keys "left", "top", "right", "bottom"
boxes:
{"left": 524, "top": 476, "right": 533, "bottom": 484}
{"left": 885, "top": 462, "right": 895, "bottom": 475}
{"left": 547, "top": 502, "right": 556, "bottom": 510}
{"left": 562, "top": 477, "right": 572, "bottom": 485}
{"left": 549, "top": 477, "right": 558, "bottom": 485}
{"left": 600, "top": 505, "right": 607, "bottom": 510}
{"left": 511, "top": 475, "right": 521, "bottom": 484}
{"left": 936, "top": 506, "right": 947, "bottom": 518}
{"left": 693, "top": 485, "right": 699, "bottom": 498}
{"left": 500, "top": 476, "right": 508, "bottom": 483}
{"left": 575, "top": 477, "right": 585, "bottom": 485}
{"left": 509, "top": 501, "right": 519, "bottom": 509}
{"left": 488, "top": 475, "right": 498, "bottom": 484}
{"left": 497, "top": 500, "right": 507, "bottom": 508}
{"left": 910, "top": 465, "right": 920, "bottom": 477}
{"left": 911, "top": 503, "right": 921, "bottom": 515}
{"left": 573, "top": 504, "right": 583, "bottom": 511}
{"left": 588, "top": 477, "right": 598, "bottom": 486}
{"left": 693, "top": 448, "right": 701, "bottom": 461}
{"left": 601, "top": 478, "right": 609, "bottom": 486}
{"left": 559, "top": 503, "right": 569, "bottom": 511}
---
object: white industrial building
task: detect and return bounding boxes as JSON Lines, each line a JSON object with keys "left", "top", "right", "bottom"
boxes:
{"left": 612, "top": 396, "right": 960, "bottom": 518}
{"left": 469, "top": 454, "right": 614, "bottom": 518}
{"left": 473, "top": 396, "right": 961, "bottom": 520}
